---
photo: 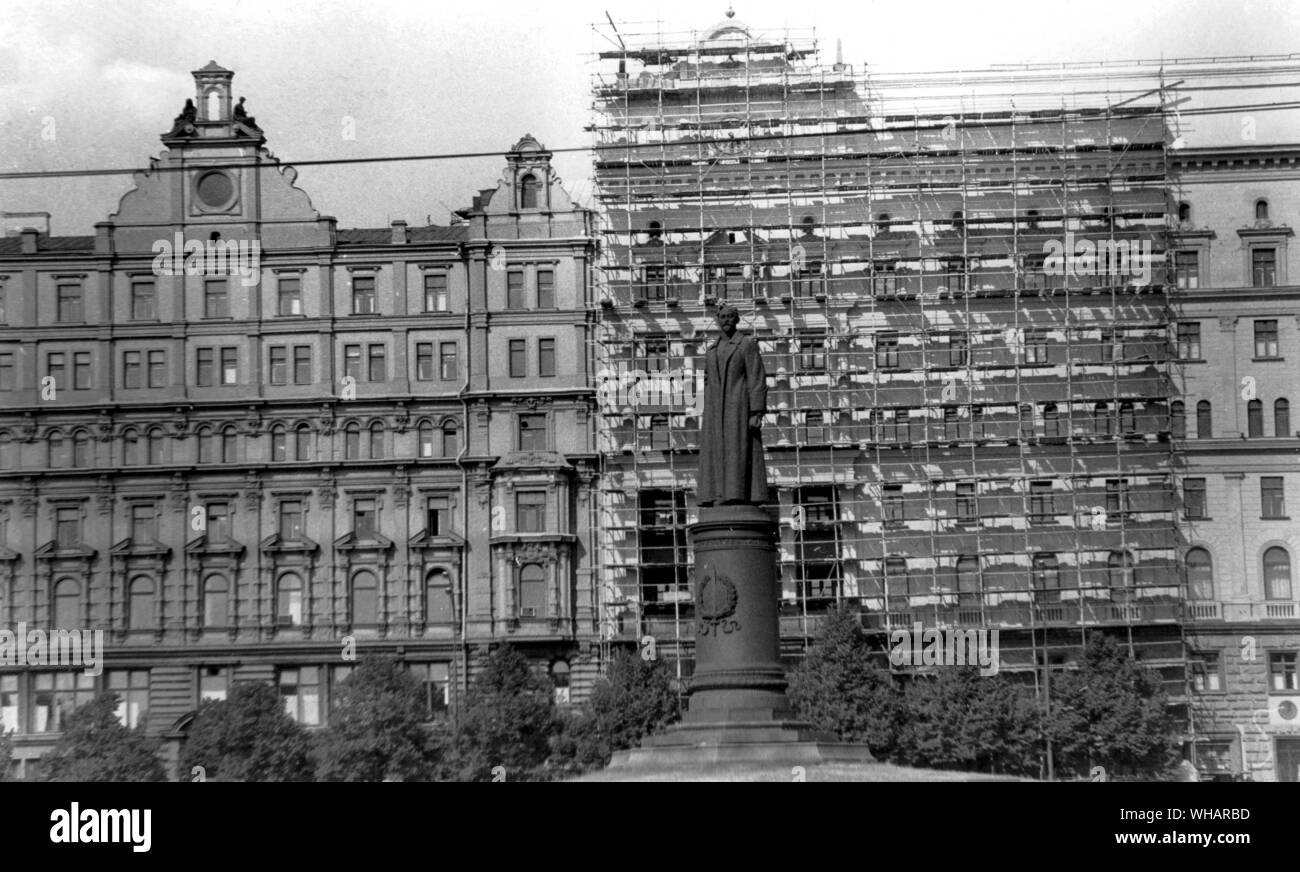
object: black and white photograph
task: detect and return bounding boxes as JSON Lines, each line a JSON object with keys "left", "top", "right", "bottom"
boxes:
{"left": 0, "top": 0, "right": 1296, "bottom": 839}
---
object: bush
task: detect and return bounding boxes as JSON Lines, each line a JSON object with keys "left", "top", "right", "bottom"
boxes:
{"left": 315, "top": 656, "right": 435, "bottom": 782}
{"left": 438, "top": 645, "right": 556, "bottom": 782}
{"left": 180, "top": 682, "right": 314, "bottom": 782}
{"left": 549, "top": 649, "right": 680, "bottom": 773}
{"left": 38, "top": 692, "right": 166, "bottom": 782}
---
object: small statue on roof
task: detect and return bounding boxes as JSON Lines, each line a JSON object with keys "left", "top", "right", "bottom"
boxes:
{"left": 165, "top": 98, "right": 198, "bottom": 136}
{"left": 234, "top": 97, "right": 259, "bottom": 130}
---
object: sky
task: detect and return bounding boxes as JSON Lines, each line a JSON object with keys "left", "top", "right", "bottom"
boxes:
{"left": 2, "top": 0, "right": 1299, "bottom": 235}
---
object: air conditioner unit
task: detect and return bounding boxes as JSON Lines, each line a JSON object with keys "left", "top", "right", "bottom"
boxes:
{"left": 520, "top": 607, "right": 538, "bottom": 618}
{"left": 1269, "top": 695, "right": 1300, "bottom": 727}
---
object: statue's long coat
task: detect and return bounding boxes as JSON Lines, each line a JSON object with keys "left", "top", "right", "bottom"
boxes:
{"left": 698, "top": 331, "right": 770, "bottom": 505}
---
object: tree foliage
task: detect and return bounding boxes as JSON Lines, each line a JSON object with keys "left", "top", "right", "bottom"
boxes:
{"left": 38, "top": 692, "right": 166, "bottom": 782}
{"left": 180, "top": 682, "right": 314, "bottom": 782}
{"left": 314, "top": 656, "right": 435, "bottom": 782}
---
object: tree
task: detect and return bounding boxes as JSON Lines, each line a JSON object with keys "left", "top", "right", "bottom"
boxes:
{"left": 894, "top": 669, "right": 1042, "bottom": 776}
{"left": 315, "top": 656, "right": 434, "bottom": 782}
{"left": 549, "top": 649, "right": 680, "bottom": 773}
{"left": 0, "top": 729, "right": 11, "bottom": 781}
{"left": 440, "top": 645, "right": 556, "bottom": 782}
{"left": 180, "top": 682, "right": 314, "bottom": 782}
{"left": 787, "top": 608, "right": 903, "bottom": 758}
{"left": 38, "top": 692, "right": 166, "bottom": 782}
{"left": 1044, "top": 633, "right": 1181, "bottom": 778}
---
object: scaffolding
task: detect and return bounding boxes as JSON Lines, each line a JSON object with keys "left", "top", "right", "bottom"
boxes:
{"left": 589, "top": 16, "right": 1187, "bottom": 691}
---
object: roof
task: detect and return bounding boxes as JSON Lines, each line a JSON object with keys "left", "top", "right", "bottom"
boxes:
{"left": 336, "top": 225, "right": 465, "bottom": 245}
{"left": 0, "top": 235, "right": 94, "bottom": 254}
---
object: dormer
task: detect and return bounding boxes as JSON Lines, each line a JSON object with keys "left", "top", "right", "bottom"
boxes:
{"left": 195, "top": 60, "right": 234, "bottom": 122}
{"left": 162, "top": 61, "right": 264, "bottom": 145}
{"left": 507, "top": 134, "right": 554, "bottom": 212}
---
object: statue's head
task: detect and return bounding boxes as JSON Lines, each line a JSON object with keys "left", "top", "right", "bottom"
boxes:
{"left": 715, "top": 304, "right": 740, "bottom": 336}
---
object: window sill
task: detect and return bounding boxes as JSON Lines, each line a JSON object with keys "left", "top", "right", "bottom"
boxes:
{"left": 1252, "top": 356, "right": 1284, "bottom": 362}
{"left": 1261, "top": 516, "right": 1291, "bottom": 521}
{"left": 1185, "top": 516, "right": 1212, "bottom": 521}
{"left": 1177, "top": 357, "right": 1207, "bottom": 364}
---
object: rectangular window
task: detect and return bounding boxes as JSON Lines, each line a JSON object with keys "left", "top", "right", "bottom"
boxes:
{"left": 277, "top": 276, "right": 302, "bottom": 316}
{"left": 1177, "top": 322, "right": 1201, "bottom": 359}
{"left": 343, "top": 345, "right": 362, "bottom": 381}
{"left": 798, "top": 335, "right": 826, "bottom": 371}
{"left": 412, "top": 663, "right": 450, "bottom": 721}
{"left": 1030, "top": 481, "right": 1054, "bottom": 523}
{"left": 269, "top": 346, "right": 288, "bottom": 385}
{"left": 1190, "top": 653, "right": 1222, "bottom": 692}
{"left": 538, "top": 338, "right": 556, "bottom": 378}
{"left": 509, "top": 339, "right": 526, "bottom": 377}
{"left": 123, "top": 350, "right": 142, "bottom": 389}
{"left": 439, "top": 342, "right": 457, "bottom": 381}
{"left": 31, "top": 672, "right": 95, "bottom": 733}
{"left": 516, "top": 490, "right": 546, "bottom": 533}
{"left": 1106, "top": 478, "right": 1130, "bottom": 517}
{"left": 199, "top": 666, "right": 229, "bottom": 703}
{"left": 1255, "top": 320, "right": 1279, "bottom": 358}
{"left": 507, "top": 270, "right": 525, "bottom": 309}
{"left": 956, "top": 482, "right": 977, "bottom": 522}
{"left": 293, "top": 346, "right": 311, "bottom": 385}
{"left": 204, "top": 279, "right": 229, "bottom": 318}
{"left": 424, "top": 272, "right": 448, "bottom": 312}
{"left": 131, "top": 280, "right": 156, "bottom": 320}
{"left": 537, "top": 268, "right": 555, "bottom": 309}
{"left": 220, "top": 347, "right": 238, "bottom": 385}
{"left": 0, "top": 352, "right": 14, "bottom": 391}
{"left": 519, "top": 413, "right": 547, "bottom": 451}
{"left": 1174, "top": 250, "right": 1199, "bottom": 290}
{"left": 1253, "top": 248, "right": 1277, "bottom": 287}
{"left": 206, "top": 501, "right": 230, "bottom": 542}
{"left": 1184, "top": 478, "right": 1207, "bottom": 519}
{"left": 55, "top": 507, "right": 80, "bottom": 547}
{"left": 279, "top": 667, "right": 321, "bottom": 725}
{"left": 875, "top": 332, "right": 899, "bottom": 369}
{"left": 948, "top": 332, "right": 968, "bottom": 367}
{"left": 426, "top": 495, "right": 450, "bottom": 536}
{"left": 57, "top": 284, "right": 83, "bottom": 323}
{"left": 1262, "top": 476, "right": 1286, "bottom": 518}
{"left": 883, "top": 485, "right": 904, "bottom": 528}
{"left": 196, "top": 348, "right": 214, "bottom": 387}
{"left": 130, "top": 503, "right": 157, "bottom": 543}
{"left": 367, "top": 344, "right": 386, "bottom": 382}
{"left": 351, "top": 275, "right": 376, "bottom": 315}
{"left": 0, "top": 287, "right": 5, "bottom": 324}
{"left": 72, "top": 352, "right": 91, "bottom": 390}
{"left": 147, "top": 350, "right": 166, "bottom": 388}
{"left": 279, "top": 500, "right": 304, "bottom": 540}
{"left": 1270, "top": 652, "right": 1298, "bottom": 692}
{"left": 47, "top": 352, "right": 67, "bottom": 391}
{"left": 0, "top": 674, "right": 17, "bottom": 733}
{"left": 353, "top": 498, "right": 377, "bottom": 538}
{"left": 1024, "top": 329, "right": 1049, "bottom": 364}
{"left": 415, "top": 343, "right": 434, "bottom": 381}
{"left": 108, "top": 670, "right": 150, "bottom": 728}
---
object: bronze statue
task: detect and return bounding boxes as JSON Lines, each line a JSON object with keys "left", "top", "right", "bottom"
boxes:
{"left": 697, "top": 304, "right": 770, "bottom": 506}
{"left": 165, "top": 99, "right": 197, "bottom": 137}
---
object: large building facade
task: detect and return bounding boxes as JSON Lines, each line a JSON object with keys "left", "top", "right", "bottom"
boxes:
{"left": 0, "top": 64, "right": 600, "bottom": 778}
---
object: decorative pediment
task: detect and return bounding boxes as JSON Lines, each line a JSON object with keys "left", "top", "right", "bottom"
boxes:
{"left": 408, "top": 529, "right": 467, "bottom": 552}
{"left": 492, "top": 450, "right": 572, "bottom": 471}
{"left": 186, "top": 535, "right": 245, "bottom": 558}
{"left": 260, "top": 533, "right": 319, "bottom": 555}
{"left": 109, "top": 538, "right": 172, "bottom": 559}
{"left": 34, "top": 540, "right": 96, "bottom": 561}
{"left": 334, "top": 531, "right": 395, "bottom": 553}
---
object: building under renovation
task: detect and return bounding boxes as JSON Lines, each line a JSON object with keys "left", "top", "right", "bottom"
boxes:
{"left": 590, "top": 14, "right": 1186, "bottom": 718}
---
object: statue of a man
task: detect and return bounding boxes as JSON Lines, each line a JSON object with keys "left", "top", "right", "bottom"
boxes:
{"left": 697, "top": 304, "right": 770, "bottom": 506}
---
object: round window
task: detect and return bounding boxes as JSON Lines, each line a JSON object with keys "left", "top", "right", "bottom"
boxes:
{"left": 196, "top": 171, "right": 235, "bottom": 208}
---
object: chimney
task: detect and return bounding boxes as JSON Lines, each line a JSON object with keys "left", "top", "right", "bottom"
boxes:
{"left": 391, "top": 220, "right": 408, "bottom": 244}
{"left": 20, "top": 227, "right": 38, "bottom": 254}
{"left": 94, "top": 222, "right": 115, "bottom": 255}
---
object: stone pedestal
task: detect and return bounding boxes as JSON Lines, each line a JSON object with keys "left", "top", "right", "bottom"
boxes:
{"left": 609, "top": 504, "right": 875, "bottom": 769}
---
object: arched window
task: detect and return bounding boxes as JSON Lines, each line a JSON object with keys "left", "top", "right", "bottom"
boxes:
{"left": 519, "top": 563, "right": 547, "bottom": 618}
{"left": 955, "top": 556, "right": 980, "bottom": 595}
{"left": 1264, "top": 546, "right": 1292, "bottom": 601}
{"left": 47, "top": 430, "right": 67, "bottom": 467}
{"left": 1093, "top": 402, "right": 1111, "bottom": 436}
{"left": 647, "top": 220, "right": 662, "bottom": 241}
{"left": 1119, "top": 402, "right": 1136, "bottom": 433}
{"left": 147, "top": 428, "right": 165, "bottom": 465}
{"left": 122, "top": 428, "right": 140, "bottom": 466}
{"left": 1196, "top": 400, "right": 1212, "bottom": 439}
{"left": 202, "top": 575, "right": 228, "bottom": 628}
{"left": 1170, "top": 400, "right": 1186, "bottom": 439}
{"left": 351, "top": 570, "right": 378, "bottom": 626}
{"left": 426, "top": 569, "right": 453, "bottom": 624}
{"left": 345, "top": 422, "right": 361, "bottom": 460}
{"left": 442, "top": 421, "right": 460, "bottom": 457}
{"left": 295, "top": 424, "right": 311, "bottom": 461}
{"left": 206, "top": 90, "right": 220, "bottom": 121}
{"left": 418, "top": 421, "right": 435, "bottom": 458}
{"left": 197, "top": 426, "right": 214, "bottom": 464}
{"left": 1043, "top": 403, "right": 1061, "bottom": 438}
{"left": 368, "top": 422, "right": 385, "bottom": 459}
{"left": 72, "top": 430, "right": 91, "bottom": 468}
{"left": 221, "top": 426, "right": 237, "bottom": 463}
{"left": 128, "top": 576, "right": 155, "bottom": 630}
{"left": 1177, "top": 201, "right": 1191, "bottom": 222}
{"left": 551, "top": 660, "right": 571, "bottom": 704}
{"left": 519, "top": 173, "right": 541, "bottom": 209}
{"left": 271, "top": 425, "right": 287, "bottom": 462}
{"left": 1276, "top": 398, "right": 1291, "bottom": 437}
{"left": 1248, "top": 399, "right": 1263, "bottom": 437}
{"left": 1186, "top": 547, "right": 1214, "bottom": 600}
{"left": 1108, "top": 550, "right": 1135, "bottom": 589}
{"left": 53, "top": 578, "right": 81, "bottom": 627}
{"left": 276, "top": 573, "right": 303, "bottom": 627}
{"left": 1255, "top": 198, "right": 1270, "bottom": 221}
